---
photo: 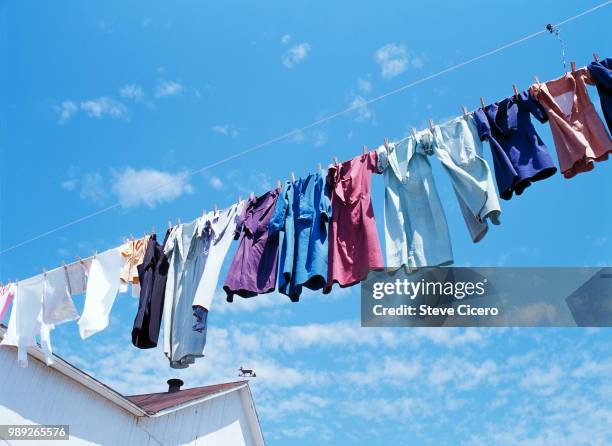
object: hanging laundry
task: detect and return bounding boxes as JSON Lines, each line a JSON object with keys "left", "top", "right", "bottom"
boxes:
{"left": 78, "top": 248, "right": 125, "bottom": 339}
{"left": 588, "top": 57, "right": 612, "bottom": 134}
{"left": 191, "top": 201, "right": 245, "bottom": 330}
{"left": 131, "top": 230, "right": 171, "bottom": 349}
{"left": 529, "top": 68, "right": 612, "bottom": 179}
{"left": 1, "top": 276, "right": 54, "bottom": 367}
{"left": 268, "top": 172, "right": 332, "bottom": 301}
{"left": 324, "top": 152, "right": 384, "bottom": 294}
{"left": 63, "top": 258, "right": 92, "bottom": 296}
{"left": 163, "top": 218, "right": 208, "bottom": 368}
{"left": 42, "top": 268, "right": 79, "bottom": 326}
{"left": 377, "top": 133, "right": 453, "bottom": 270}
{"left": 432, "top": 116, "right": 501, "bottom": 243}
{"left": 0, "top": 283, "right": 15, "bottom": 321}
{"left": 223, "top": 189, "right": 281, "bottom": 301}
{"left": 120, "top": 235, "right": 149, "bottom": 297}
{"left": 474, "top": 91, "right": 557, "bottom": 200}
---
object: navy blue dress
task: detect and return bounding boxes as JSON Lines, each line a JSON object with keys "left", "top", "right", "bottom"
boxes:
{"left": 473, "top": 91, "right": 557, "bottom": 200}
{"left": 588, "top": 58, "right": 612, "bottom": 134}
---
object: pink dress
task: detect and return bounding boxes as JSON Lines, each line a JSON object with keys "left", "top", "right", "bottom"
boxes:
{"left": 324, "top": 151, "right": 384, "bottom": 294}
{"left": 530, "top": 68, "right": 612, "bottom": 179}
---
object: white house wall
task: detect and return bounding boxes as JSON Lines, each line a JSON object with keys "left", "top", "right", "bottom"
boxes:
{"left": 0, "top": 347, "right": 261, "bottom": 446}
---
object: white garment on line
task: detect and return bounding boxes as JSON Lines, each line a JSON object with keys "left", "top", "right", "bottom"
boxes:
{"left": 64, "top": 258, "right": 92, "bottom": 296}
{"left": 1, "top": 275, "right": 54, "bottom": 368}
{"left": 78, "top": 248, "right": 125, "bottom": 339}
{"left": 42, "top": 268, "right": 79, "bottom": 326}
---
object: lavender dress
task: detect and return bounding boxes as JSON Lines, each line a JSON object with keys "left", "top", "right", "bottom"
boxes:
{"left": 223, "top": 188, "right": 281, "bottom": 301}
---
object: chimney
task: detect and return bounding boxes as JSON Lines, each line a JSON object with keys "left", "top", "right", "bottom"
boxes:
{"left": 167, "top": 378, "right": 184, "bottom": 393}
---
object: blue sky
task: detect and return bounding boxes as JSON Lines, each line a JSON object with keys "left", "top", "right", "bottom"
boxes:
{"left": 1, "top": 1, "right": 612, "bottom": 444}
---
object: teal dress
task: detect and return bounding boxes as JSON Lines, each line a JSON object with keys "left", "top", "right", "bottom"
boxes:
{"left": 269, "top": 172, "right": 331, "bottom": 301}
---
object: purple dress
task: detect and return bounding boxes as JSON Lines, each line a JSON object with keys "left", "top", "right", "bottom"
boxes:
{"left": 474, "top": 91, "right": 557, "bottom": 200}
{"left": 223, "top": 188, "right": 281, "bottom": 301}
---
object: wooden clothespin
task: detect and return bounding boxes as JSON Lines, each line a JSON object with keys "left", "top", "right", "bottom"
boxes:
{"left": 383, "top": 136, "right": 389, "bottom": 149}
{"left": 151, "top": 225, "right": 156, "bottom": 235}
{"left": 168, "top": 220, "right": 173, "bottom": 229}
{"left": 428, "top": 118, "right": 434, "bottom": 132}
{"left": 512, "top": 84, "right": 519, "bottom": 99}
{"left": 317, "top": 162, "right": 323, "bottom": 172}
{"left": 411, "top": 127, "right": 417, "bottom": 138}
{"left": 362, "top": 145, "right": 368, "bottom": 155}
{"left": 570, "top": 61, "right": 576, "bottom": 72}
{"left": 333, "top": 156, "right": 339, "bottom": 166}
{"left": 534, "top": 75, "right": 541, "bottom": 85}
{"left": 593, "top": 52, "right": 599, "bottom": 62}
{"left": 177, "top": 217, "right": 181, "bottom": 225}
{"left": 480, "top": 97, "right": 486, "bottom": 109}
{"left": 93, "top": 250, "right": 98, "bottom": 259}
{"left": 462, "top": 105, "right": 468, "bottom": 118}
{"left": 290, "top": 172, "right": 296, "bottom": 183}
{"left": 76, "top": 255, "right": 84, "bottom": 265}
{"left": 276, "top": 179, "right": 282, "bottom": 188}
{"left": 130, "top": 234, "right": 135, "bottom": 241}
{"left": 62, "top": 260, "right": 68, "bottom": 270}
{"left": 42, "top": 267, "right": 47, "bottom": 277}
{"left": 250, "top": 191, "right": 255, "bottom": 200}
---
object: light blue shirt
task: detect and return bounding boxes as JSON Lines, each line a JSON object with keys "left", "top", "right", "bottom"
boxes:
{"left": 378, "top": 134, "right": 453, "bottom": 270}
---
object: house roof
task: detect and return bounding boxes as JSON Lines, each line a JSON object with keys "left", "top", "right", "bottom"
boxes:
{"left": 126, "top": 381, "right": 248, "bottom": 415}
{"left": 0, "top": 324, "right": 254, "bottom": 419}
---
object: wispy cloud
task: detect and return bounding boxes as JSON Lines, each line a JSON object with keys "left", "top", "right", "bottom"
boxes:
{"left": 155, "top": 80, "right": 183, "bottom": 98}
{"left": 80, "top": 97, "right": 128, "bottom": 119}
{"left": 349, "top": 95, "right": 374, "bottom": 123}
{"left": 119, "top": 84, "right": 144, "bottom": 101}
{"left": 211, "top": 124, "right": 238, "bottom": 138}
{"left": 209, "top": 176, "right": 224, "bottom": 190}
{"left": 110, "top": 167, "right": 194, "bottom": 208}
{"left": 281, "top": 34, "right": 292, "bottom": 45}
{"left": 357, "top": 77, "right": 372, "bottom": 94}
{"left": 374, "top": 43, "right": 424, "bottom": 79}
{"left": 78, "top": 172, "right": 108, "bottom": 203}
{"left": 54, "top": 100, "right": 78, "bottom": 124}
{"left": 282, "top": 42, "right": 312, "bottom": 68}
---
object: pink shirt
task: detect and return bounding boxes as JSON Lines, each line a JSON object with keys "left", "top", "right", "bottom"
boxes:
{"left": 324, "top": 151, "right": 384, "bottom": 293}
{"left": 530, "top": 68, "right": 612, "bottom": 179}
{"left": 0, "top": 283, "right": 15, "bottom": 322}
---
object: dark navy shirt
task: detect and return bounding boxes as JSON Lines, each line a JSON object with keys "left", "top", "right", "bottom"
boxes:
{"left": 473, "top": 91, "right": 557, "bottom": 200}
{"left": 588, "top": 58, "right": 612, "bottom": 134}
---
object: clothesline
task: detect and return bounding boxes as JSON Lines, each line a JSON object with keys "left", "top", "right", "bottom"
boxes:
{"left": 1, "top": 0, "right": 610, "bottom": 259}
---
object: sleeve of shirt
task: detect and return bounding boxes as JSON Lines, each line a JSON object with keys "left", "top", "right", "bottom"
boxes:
{"left": 527, "top": 90, "right": 549, "bottom": 123}
{"left": 234, "top": 201, "right": 249, "bottom": 240}
{"left": 376, "top": 145, "right": 389, "bottom": 173}
{"left": 588, "top": 60, "right": 612, "bottom": 89}
{"left": 319, "top": 174, "right": 332, "bottom": 223}
{"left": 268, "top": 184, "right": 289, "bottom": 235}
{"left": 472, "top": 109, "right": 491, "bottom": 141}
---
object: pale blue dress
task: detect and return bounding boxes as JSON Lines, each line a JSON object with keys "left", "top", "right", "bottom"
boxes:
{"left": 431, "top": 115, "right": 502, "bottom": 243}
{"left": 377, "top": 133, "right": 453, "bottom": 270}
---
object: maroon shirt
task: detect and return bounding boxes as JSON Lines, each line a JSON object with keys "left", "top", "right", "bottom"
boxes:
{"left": 223, "top": 188, "right": 281, "bottom": 301}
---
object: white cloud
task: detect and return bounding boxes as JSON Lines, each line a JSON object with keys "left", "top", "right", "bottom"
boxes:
{"left": 54, "top": 100, "right": 78, "bottom": 124}
{"left": 155, "top": 80, "right": 183, "bottom": 98}
{"left": 119, "top": 84, "right": 144, "bottom": 101}
{"left": 349, "top": 95, "right": 373, "bottom": 123}
{"left": 281, "top": 34, "right": 291, "bottom": 45}
{"left": 211, "top": 124, "right": 238, "bottom": 138}
{"left": 374, "top": 43, "right": 424, "bottom": 79}
{"left": 110, "top": 167, "right": 194, "bottom": 208}
{"left": 79, "top": 172, "right": 107, "bottom": 203}
{"left": 282, "top": 42, "right": 311, "bottom": 68}
{"left": 60, "top": 179, "right": 77, "bottom": 191}
{"left": 209, "top": 176, "right": 224, "bottom": 190}
{"left": 357, "top": 78, "right": 372, "bottom": 94}
{"left": 80, "top": 97, "right": 128, "bottom": 119}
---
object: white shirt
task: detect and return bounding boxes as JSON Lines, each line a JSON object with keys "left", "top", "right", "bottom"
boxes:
{"left": 42, "top": 268, "right": 79, "bottom": 326}
{"left": 78, "top": 248, "right": 125, "bottom": 339}
{"left": 1, "top": 276, "right": 53, "bottom": 368}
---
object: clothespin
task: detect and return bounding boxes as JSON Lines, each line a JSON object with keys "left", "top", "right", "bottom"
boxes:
{"left": 62, "top": 260, "right": 68, "bottom": 270}
{"left": 333, "top": 156, "right": 339, "bottom": 166}
{"left": 214, "top": 203, "right": 219, "bottom": 213}
{"left": 593, "top": 52, "right": 599, "bottom": 62}
{"left": 362, "top": 145, "right": 368, "bottom": 155}
{"left": 383, "top": 136, "right": 389, "bottom": 149}
{"left": 42, "top": 267, "right": 47, "bottom": 277}
{"left": 151, "top": 225, "right": 156, "bottom": 235}
{"left": 290, "top": 172, "right": 296, "bottom": 183}
{"left": 570, "top": 61, "right": 576, "bottom": 72}
{"left": 317, "top": 162, "right": 323, "bottom": 172}
{"left": 534, "top": 75, "right": 541, "bottom": 85}
{"left": 411, "top": 127, "right": 417, "bottom": 138}
{"left": 250, "top": 191, "right": 255, "bottom": 200}
{"left": 276, "top": 179, "right": 282, "bottom": 188}
{"left": 130, "top": 234, "right": 135, "bottom": 242}
{"left": 168, "top": 220, "right": 172, "bottom": 229}
{"left": 237, "top": 194, "right": 243, "bottom": 202}
{"left": 462, "top": 106, "right": 468, "bottom": 118}
{"left": 177, "top": 218, "right": 181, "bottom": 225}
{"left": 512, "top": 84, "right": 519, "bottom": 99}
{"left": 76, "top": 255, "right": 84, "bottom": 265}
{"left": 93, "top": 250, "right": 98, "bottom": 259}
{"left": 428, "top": 118, "right": 434, "bottom": 132}
{"left": 480, "top": 97, "right": 486, "bottom": 109}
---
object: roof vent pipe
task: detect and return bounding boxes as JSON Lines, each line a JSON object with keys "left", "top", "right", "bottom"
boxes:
{"left": 167, "top": 378, "right": 184, "bottom": 393}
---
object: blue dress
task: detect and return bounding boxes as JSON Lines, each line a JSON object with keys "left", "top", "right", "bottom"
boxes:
{"left": 588, "top": 58, "right": 612, "bottom": 134}
{"left": 474, "top": 91, "right": 557, "bottom": 200}
{"left": 268, "top": 172, "right": 331, "bottom": 301}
